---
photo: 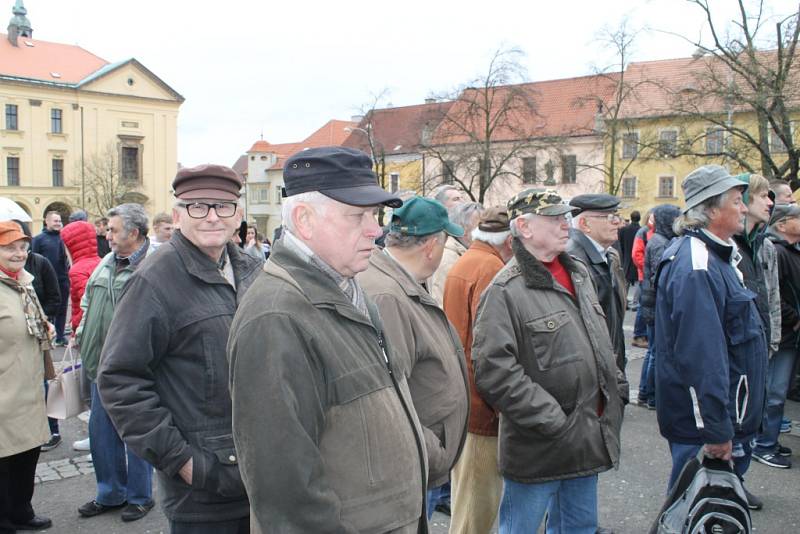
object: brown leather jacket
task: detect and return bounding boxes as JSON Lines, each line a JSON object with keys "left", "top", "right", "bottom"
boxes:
{"left": 358, "top": 249, "right": 470, "bottom": 489}
{"left": 473, "top": 239, "right": 627, "bottom": 483}
{"left": 443, "top": 240, "right": 505, "bottom": 436}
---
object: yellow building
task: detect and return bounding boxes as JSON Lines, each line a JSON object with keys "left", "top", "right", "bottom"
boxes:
{"left": 611, "top": 56, "right": 799, "bottom": 216}
{"left": 0, "top": 1, "right": 183, "bottom": 230}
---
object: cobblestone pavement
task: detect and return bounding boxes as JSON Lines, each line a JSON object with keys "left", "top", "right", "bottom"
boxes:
{"left": 31, "top": 314, "right": 800, "bottom": 533}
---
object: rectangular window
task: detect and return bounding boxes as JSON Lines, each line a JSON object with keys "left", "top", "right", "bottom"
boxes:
{"left": 7, "top": 157, "right": 19, "bottom": 186}
{"left": 658, "top": 176, "right": 675, "bottom": 198}
{"left": 622, "top": 132, "right": 639, "bottom": 159}
{"left": 442, "top": 160, "right": 455, "bottom": 185}
{"left": 390, "top": 172, "right": 399, "bottom": 193}
{"left": 561, "top": 155, "right": 577, "bottom": 184}
{"left": 621, "top": 176, "right": 637, "bottom": 199}
{"left": 121, "top": 146, "right": 139, "bottom": 182}
{"left": 770, "top": 123, "right": 793, "bottom": 154}
{"left": 275, "top": 185, "right": 283, "bottom": 204}
{"left": 522, "top": 157, "right": 536, "bottom": 184}
{"left": 52, "top": 158, "right": 64, "bottom": 187}
{"left": 706, "top": 128, "right": 724, "bottom": 154}
{"left": 51, "top": 109, "right": 62, "bottom": 134}
{"left": 5, "top": 104, "right": 18, "bottom": 130}
{"left": 659, "top": 130, "right": 677, "bottom": 157}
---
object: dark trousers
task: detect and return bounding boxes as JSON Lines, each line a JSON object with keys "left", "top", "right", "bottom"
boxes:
{"left": 0, "top": 447, "right": 41, "bottom": 533}
{"left": 42, "top": 381, "right": 59, "bottom": 436}
{"left": 50, "top": 279, "right": 69, "bottom": 342}
{"left": 170, "top": 516, "right": 249, "bottom": 534}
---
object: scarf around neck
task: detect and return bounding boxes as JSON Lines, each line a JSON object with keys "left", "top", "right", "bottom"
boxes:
{"left": 0, "top": 272, "right": 54, "bottom": 350}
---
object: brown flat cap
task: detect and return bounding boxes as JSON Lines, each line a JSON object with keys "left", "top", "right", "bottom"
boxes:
{"left": 172, "top": 164, "right": 242, "bottom": 201}
{"left": 478, "top": 206, "right": 510, "bottom": 232}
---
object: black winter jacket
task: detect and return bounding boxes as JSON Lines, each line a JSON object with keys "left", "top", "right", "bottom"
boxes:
{"left": 767, "top": 232, "right": 800, "bottom": 350}
{"left": 24, "top": 252, "right": 61, "bottom": 317}
{"left": 97, "top": 231, "right": 261, "bottom": 522}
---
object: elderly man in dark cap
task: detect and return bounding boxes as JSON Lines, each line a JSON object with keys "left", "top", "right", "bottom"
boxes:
{"left": 357, "top": 196, "right": 470, "bottom": 520}
{"left": 655, "top": 165, "right": 767, "bottom": 506}
{"left": 473, "top": 189, "right": 627, "bottom": 533}
{"left": 97, "top": 164, "right": 261, "bottom": 534}
{"left": 567, "top": 193, "right": 627, "bottom": 372}
{"left": 228, "top": 146, "right": 428, "bottom": 533}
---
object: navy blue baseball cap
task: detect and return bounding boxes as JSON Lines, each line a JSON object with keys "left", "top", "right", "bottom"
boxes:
{"left": 283, "top": 146, "right": 403, "bottom": 208}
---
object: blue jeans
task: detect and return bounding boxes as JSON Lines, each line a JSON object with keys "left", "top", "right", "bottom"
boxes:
{"left": 638, "top": 324, "right": 655, "bottom": 402}
{"left": 427, "top": 484, "right": 448, "bottom": 518}
{"left": 754, "top": 348, "right": 798, "bottom": 454}
{"left": 499, "top": 475, "right": 597, "bottom": 534}
{"left": 633, "top": 307, "right": 647, "bottom": 338}
{"left": 668, "top": 438, "right": 753, "bottom": 492}
{"left": 89, "top": 382, "right": 153, "bottom": 506}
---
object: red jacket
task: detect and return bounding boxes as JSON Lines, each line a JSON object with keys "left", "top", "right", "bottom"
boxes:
{"left": 632, "top": 225, "right": 655, "bottom": 281}
{"left": 61, "top": 221, "right": 101, "bottom": 334}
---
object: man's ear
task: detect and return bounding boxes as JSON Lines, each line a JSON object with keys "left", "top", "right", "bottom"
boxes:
{"left": 292, "top": 204, "right": 315, "bottom": 241}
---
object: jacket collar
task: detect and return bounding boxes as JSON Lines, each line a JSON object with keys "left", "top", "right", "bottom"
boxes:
{"left": 267, "top": 238, "right": 374, "bottom": 327}
{"left": 568, "top": 229, "right": 607, "bottom": 265}
{"left": 370, "top": 248, "right": 439, "bottom": 307}
{"left": 512, "top": 237, "right": 581, "bottom": 290}
{"left": 170, "top": 230, "right": 258, "bottom": 288}
{"left": 687, "top": 229, "right": 735, "bottom": 263}
{"left": 469, "top": 239, "right": 505, "bottom": 263}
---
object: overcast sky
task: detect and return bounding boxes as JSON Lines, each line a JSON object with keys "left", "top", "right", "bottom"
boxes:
{"left": 28, "top": 0, "right": 799, "bottom": 167}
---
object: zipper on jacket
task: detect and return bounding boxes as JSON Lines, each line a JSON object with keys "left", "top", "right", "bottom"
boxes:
{"left": 376, "top": 330, "right": 429, "bottom": 532}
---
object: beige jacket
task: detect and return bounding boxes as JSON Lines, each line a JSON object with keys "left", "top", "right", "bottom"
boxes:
{"left": 0, "top": 269, "right": 49, "bottom": 457}
{"left": 428, "top": 236, "right": 467, "bottom": 306}
{"left": 358, "top": 249, "right": 470, "bottom": 488}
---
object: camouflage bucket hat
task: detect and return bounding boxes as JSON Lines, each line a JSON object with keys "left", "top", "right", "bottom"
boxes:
{"left": 507, "top": 188, "right": 580, "bottom": 218}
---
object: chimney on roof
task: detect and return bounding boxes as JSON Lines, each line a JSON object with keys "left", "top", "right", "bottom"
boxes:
{"left": 424, "top": 98, "right": 437, "bottom": 104}
{"left": 7, "top": 0, "right": 32, "bottom": 47}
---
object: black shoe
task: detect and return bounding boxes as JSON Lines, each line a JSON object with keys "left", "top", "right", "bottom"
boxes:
{"left": 12, "top": 515, "right": 52, "bottom": 530}
{"left": 41, "top": 434, "right": 62, "bottom": 452}
{"left": 743, "top": 488, "right": 763, "bottom": 511}
{"left": 752, "top": 450, "right": 791, "bottom": 469}
{"left": 434, "top": 503, "right": 451, "bottom": 516}
{"left": 778, "top": 443, "right": 792, "bottom": 457}
{"left": 121, "top": 501, "right": 154, "bottom": 522}
{"left": 78, "top": 500, "right": 126, "bottom": 517}
{"left": 54, "top": 339, "right": 68, "bottom": 347}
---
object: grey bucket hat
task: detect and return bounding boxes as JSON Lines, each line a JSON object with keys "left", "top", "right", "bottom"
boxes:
{"left": 681, "top": 165, "right": 748, "bottom": 213}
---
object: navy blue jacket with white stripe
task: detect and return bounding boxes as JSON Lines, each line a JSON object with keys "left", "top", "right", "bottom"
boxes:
{"left": 654, "top": 229, "right": 767, "bottom": 445}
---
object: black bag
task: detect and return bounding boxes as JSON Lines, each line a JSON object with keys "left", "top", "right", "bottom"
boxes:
{"left": 649, "top": 450, "right": 751, "bottom": 534}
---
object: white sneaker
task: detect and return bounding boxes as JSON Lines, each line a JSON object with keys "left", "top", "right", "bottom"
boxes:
{"left": 72, "top": 437, "right": 90, "bottom": 451}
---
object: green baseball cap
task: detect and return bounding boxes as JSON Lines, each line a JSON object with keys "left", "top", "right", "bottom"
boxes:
{"left": 507, "top": 188, "right": 579, "bottom": 219}
{"left": 389, "top": 196, "right": 464, "bottom": 237}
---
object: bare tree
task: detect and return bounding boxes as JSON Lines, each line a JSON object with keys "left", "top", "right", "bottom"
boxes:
{"left": 667, "top": 0, "right": 800, "bottom": 187}
{"left": 77, "top": 142, "right": 143, "bottom": 216}
{"left": 576, "top": 20, "right": 664, "bottom": 195}
{"left": 420, "top": 47, "right": 547, "bottom": 203}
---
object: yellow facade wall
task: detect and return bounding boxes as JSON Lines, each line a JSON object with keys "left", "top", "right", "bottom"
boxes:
{"left": 1, "top": 63, "right": 181, "bottom": 231}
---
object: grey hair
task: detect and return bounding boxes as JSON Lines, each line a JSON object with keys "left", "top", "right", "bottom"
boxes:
{"left": 673, "top": 188, "right": 735, "bottom": 235}
{"left": 509, "top": 213, "right": 533, "bottom": 238}
{"left": 448, "top": 201, "right": 483, "bottom": 229}
{"left": 471, "top": 227, "right": 511, "bottom": 246}
{"left": 385, "top": 230, "right": 445, "bottom": 249}
{"left": 107, "top": 203, "right": 149, "bottom": 237}
{"left": 431, "top": 185, "right": 459, "bottom": 204}
{"left": 281, "top": 191, "right": 333, "bottom": 232}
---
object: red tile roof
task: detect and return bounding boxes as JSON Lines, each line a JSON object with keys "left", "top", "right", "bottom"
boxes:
{"left": 0, "top": 33, "right": 108, "bottom": 84}
{"left": 430, "top": 74, "right": 618, "bottom": 145}
{"left": 341, "top": 101, "right": 454, "bottom": 155}
{"left": 243, "top": 120, "right": 357, "bottom": 171}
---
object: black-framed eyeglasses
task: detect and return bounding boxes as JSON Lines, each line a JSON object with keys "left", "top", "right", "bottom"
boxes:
{"left": 585, "top": 213, "right": 622, "bottom": 224}
{"left": 178, "top": 202, "right": 237, "bottom": 219}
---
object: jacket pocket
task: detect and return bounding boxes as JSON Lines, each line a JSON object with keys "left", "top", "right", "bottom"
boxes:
{"left": 191, "top": 433, "right": 247, "bottom": 503}
{"left": 525, "top": 311, "right": 582, "bottom": 371}
{"left": 724, "top": 294, "right": 761, "bottom": 346}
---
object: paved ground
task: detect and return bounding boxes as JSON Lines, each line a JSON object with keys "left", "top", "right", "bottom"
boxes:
{"left": 31, "top": 313, "right": 800, "bottom": 533}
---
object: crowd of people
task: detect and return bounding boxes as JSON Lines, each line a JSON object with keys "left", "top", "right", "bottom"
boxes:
{"left": 0, "top": 144, "right": 797, "bottom": 533}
